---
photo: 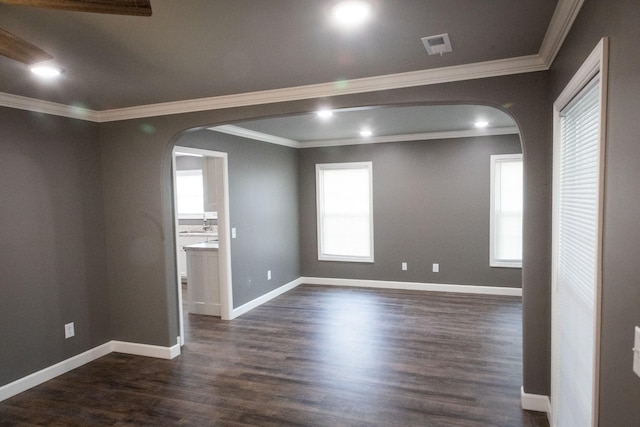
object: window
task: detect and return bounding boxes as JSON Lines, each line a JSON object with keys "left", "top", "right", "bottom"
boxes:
{"left": 490, "top": 154, "right": 523, "bottom": 267}
{"left": 176, "top": 169, "right": 204, "bottom": 218}
{"left": 316, "top": 162, "right": 373, "bottom": 262}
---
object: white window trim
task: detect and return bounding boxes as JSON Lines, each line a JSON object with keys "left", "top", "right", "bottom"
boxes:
{"left": 490, "top": 153, "right": 523, "bottom": 268}
{"left": 550, "top": 37, "right": 608, "bottom": 427}
{"left": 316, "top": 162, "right": 374, "bottom": 263}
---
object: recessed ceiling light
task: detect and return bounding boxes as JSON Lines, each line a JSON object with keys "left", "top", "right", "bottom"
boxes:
{"left": 30, "top": 64, "right": 62, "bottom": 79}
{"left": 474, "top": 120, "right": 489, "bottom": 128}
{"left": 316, "top": 109, "right": 334, "bottom": 119}
{"left": 360, "top": 129, "right": 373, "bottom": 137}
{"left": 331, "top": 1, "right": 371, "bottom": 28}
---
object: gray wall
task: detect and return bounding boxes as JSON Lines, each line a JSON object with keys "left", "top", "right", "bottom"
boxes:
{"left": 96, "top": 70, "right": 551, "bottom": 395}
{"left": 0, "top": 107, "right": 110, "bottom": 386}
{"left": 299, "top": 134, "right": 523, "bottom": 287}
{"left": 550, "top": 1, "right": 640, "bottom": 425}
{"left": 175, "top": 129, "right": 300, "bottom": 308}
{"left": 0, "top": 72, "right": 552, "bottom": 398}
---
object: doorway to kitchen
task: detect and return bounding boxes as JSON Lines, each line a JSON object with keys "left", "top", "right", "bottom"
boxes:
{"left": 172, "top": 145, "right": 232, "bottom": 346}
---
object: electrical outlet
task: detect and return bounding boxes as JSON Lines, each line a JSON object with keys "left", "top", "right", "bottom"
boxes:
{"left": 634, "top": 327, "right": 640, "bottom": 378}
{"left": 402, "top": 262, "right": 407, "bottom": 271}
{"left": 231, "top": 228, "right": 237, "bottom": 239}
{"left": 433, "top": 263, "right": 439, "bottom": 273}
{"left": 64, "top": 322, "right": 75, "bottom": 339}
{"left": 267, "top": 270, "right": 272, "bottom": 280}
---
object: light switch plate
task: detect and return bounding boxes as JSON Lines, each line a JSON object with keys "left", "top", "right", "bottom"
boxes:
{"left": 634, "top": 327, "right": 640, "bottom": 378}
{"left": 231, "top": 228, "right": 237, "bottom": 239}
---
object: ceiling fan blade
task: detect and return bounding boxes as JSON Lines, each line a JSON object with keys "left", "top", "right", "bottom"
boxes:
{"left": 0, "top": 28, "right": 53, "bottom": 65}
{"left": 0, "top": 0, "right": 152, "bottom": 16}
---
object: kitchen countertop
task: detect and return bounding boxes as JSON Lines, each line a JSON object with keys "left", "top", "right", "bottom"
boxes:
{"left": 183, "top": 241, "right": 219, "bottom": 251}
{"left": 179, "top": 232, "right": 217, "bottom": 238}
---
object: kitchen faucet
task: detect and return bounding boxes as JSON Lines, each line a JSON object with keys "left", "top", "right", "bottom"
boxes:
{"left": 203, "top": 213, "right": 209, "bottom": 231}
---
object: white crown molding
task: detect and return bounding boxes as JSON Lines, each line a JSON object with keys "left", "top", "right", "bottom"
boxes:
{"left": 0, "top": 0, "right": 582, "bottom": 123}
{"left": 95, "top": 54, "right": 546, "bottom": 122}
{"left": 0, "top": 55, "right": 546, "bottom": 123}
{"left": 210, "top": 124, "right": 299, "bottom": 148}
{"left": 539, "top": 0, "right": 585, "bottom": 65}
{"left": 299, "top": 126, "right": 520, "bottom": 148}
{"left": 210, "top": 124, "right": 519, "bottom": 149}
{"left": 0, "top": 92, "right": 101, "bottom": 122}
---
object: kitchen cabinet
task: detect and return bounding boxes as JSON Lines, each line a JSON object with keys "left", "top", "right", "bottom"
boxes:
{"left": 184, "top": 242, "right": 220, "bottom": 316}
{"left": 177, "top": 234, "right": 211, "bottom": 280}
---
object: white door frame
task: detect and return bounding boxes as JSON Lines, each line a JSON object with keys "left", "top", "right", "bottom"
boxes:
{"left": 551, "top": 37, "right": 608, "bottom": 426}
{"left": 172, "top": 146, "right": 233, "bottom": 344}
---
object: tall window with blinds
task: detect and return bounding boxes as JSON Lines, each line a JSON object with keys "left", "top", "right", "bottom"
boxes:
{"left": 316, "top": 162, "right": 374, "bottom": 263}
{"left": 490, "top": 154, "right": 523, "bottom": 267}
{"left": 552, "top": 74, "right": 603, "bottom": 427}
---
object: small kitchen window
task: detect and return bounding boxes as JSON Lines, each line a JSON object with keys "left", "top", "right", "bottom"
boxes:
{"left": 176, "top": 169, "right": 204, "bottom": 218}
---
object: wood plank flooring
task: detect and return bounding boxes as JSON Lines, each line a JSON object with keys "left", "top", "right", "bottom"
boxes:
{"left": 0, "top": 285, "right": 549, "bottom": 426}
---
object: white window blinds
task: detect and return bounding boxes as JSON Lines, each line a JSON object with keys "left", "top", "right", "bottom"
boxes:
{"left": 553, "top": 75, "right": 601, "bottom": 427}
{"left": 316, "top": 162, "right": 374, "bottom": 262}
{"left": 490, "top": 154, "right": 523, "bottom": 267}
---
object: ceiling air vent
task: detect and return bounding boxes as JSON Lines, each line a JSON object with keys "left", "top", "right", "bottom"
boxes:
{"left": 421, "top": 33, "right": 453, "bottom": 55}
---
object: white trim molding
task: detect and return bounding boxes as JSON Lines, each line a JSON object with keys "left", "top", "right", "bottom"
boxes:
{"left": 301, "top": 127, "right": 520, "bottom": 149}
{"left": 301, "top": 277, "right": 522, "bottom": 296}
{"left": 0, "top": 339, "right": 180, "bottom": 403}
{"left": 111, "top": 340, "right": 181, "bottom": 360}
{"left": 210, "top": 124, "right": 299, "bottom": 148}
{"left": 93, "top": 55, "right": 547, "bottom": 122}
{"left": 0, "top": 92, "right": 101, "bottom": 122}
{"left": 0, "top": 0, "right": 584, "bottom": 123}
{"left": 539, "top": 0, "right": 585, "bottom": 66}
{"left": 210, "top": 125, "right": 519, "bottom": 149}
{"left": 0, "top": 342, "right": 112, "bottom": 402}
{"left": 521, "top": 386, "right": 551, "bottom": 416}
{"left": 230, "top": 277, "right": 303, "bottom": 320}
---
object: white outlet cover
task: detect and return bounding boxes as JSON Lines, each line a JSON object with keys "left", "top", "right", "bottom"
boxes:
{"left": 402, "top": 262, "right": 407, "bottom": 271}
{"left": 433, "top": 263, "right": 440, "bottom": 273}
{"left": 231, "top": 228, "right": 237, "bottom": 239}
{"left": 634, "top": 327, "right": 640, "bottom": 378}
{"left": 64, "top": 322, "right": 75, "bottom": 339}
{"left": 267, "top": 270, "right": 271, "bottom": 280}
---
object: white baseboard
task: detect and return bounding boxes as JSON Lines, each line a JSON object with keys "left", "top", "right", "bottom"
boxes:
{"left": 0, "top": 342, "right": 112, "bottom": 402}
{"left": 521, "top": 386, "right": 551, "bottom": 415}
{"left": 300, "top": 277, "right": 522, "bottom": 296}
{"left": 0, "top": 340, "right": 180, "bottom": 403}
{"left": 230, "top": 277, "right": 303, "bottom": 319}
{"left": 111, "top": 340, "right": 181, "bottom": 360}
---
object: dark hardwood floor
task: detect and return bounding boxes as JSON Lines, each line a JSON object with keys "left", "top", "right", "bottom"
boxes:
{"left": 0, "top": 285, "right": 549, "bottom": 426}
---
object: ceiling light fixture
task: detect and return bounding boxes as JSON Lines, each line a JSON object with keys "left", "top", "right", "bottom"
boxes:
{"left": 316, "top": 109, "right": 334, "bottom": 119}
{"left": 30, "top": 64, "right": 62, "bottom": 79}
{"left": 360, "top": 129, "right": 373, "bottom": 137}
{"left": 331, "top": 1, "right": 371, "bottom": 28}
{"left": 474, "top": 120, "right": 489, "bottom": 128}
